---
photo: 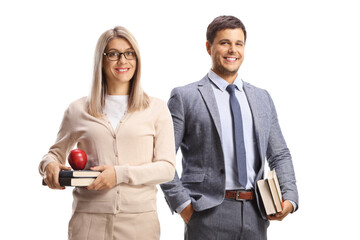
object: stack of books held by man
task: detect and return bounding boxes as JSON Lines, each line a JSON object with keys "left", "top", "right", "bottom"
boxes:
{"left": 42, "top": 170, "right": 100, "bottom": 187}
{"left": 257, "top": 170, "right": 284, "bottom": 215}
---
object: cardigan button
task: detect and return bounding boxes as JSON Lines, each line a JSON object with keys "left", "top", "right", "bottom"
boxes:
{"left": 220, "top": 169, "right": 225, "bottom": 174}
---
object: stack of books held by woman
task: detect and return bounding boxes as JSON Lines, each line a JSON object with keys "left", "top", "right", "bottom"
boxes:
{"left": 257, "top": 170, "right": 284, "bottom": 215}
{"left": 42, "top": 170, "right": 101, "bottom": 187}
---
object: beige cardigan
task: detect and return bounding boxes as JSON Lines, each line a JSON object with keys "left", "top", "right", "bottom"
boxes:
{"left": 39, "top": 97, "right": 175, "bottom": 214}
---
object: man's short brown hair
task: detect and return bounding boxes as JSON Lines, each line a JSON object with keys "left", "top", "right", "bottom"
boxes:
{"left": 206, "top": 15, "right": 247, "bottom": 44}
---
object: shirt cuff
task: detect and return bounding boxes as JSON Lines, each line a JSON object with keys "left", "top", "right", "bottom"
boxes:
{"left": 175, "top": 200, "right": 191, "bottom": 214}
{"left": 288, "top": 200, "right": 297, "bottom": 213}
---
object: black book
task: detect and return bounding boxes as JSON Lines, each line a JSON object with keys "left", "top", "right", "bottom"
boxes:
{"left": 42, "top": 170, "right": 100, "bottom": 187}
{"left": 42, "top": 177, "right": 96, "bottom": 187}
{"left": 59, "top": 170, "right": 101, "bottom": 178}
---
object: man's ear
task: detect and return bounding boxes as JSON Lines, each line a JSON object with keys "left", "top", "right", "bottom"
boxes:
{"left": 206, "top": 41, "right": 212, "bottom": 56}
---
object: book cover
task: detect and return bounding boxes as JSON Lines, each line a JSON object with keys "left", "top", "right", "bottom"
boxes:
{"left": 257, "top": 179, "right": 277, "bottom": 215}
{"left": 267, "top": 170, "right": 283, "bottom": 212}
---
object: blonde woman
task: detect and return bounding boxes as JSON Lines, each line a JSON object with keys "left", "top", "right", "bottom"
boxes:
{"left": 39, "top": 26, "right": 175, "bottom": 240}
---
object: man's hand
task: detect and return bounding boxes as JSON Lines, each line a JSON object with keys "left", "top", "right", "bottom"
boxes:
{"left": 44, "top": 161, "right": 71, "bottom": 190}
{"left": 180, "top": 203, "right": 194, "bottom": 224}
{"left": 86, "top": 165, "right": 116, "bottom": 191}
{"left": 267, "top": 200, "right": 294, "bottom": 221}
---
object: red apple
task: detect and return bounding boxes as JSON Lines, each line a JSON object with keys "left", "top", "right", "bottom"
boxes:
{"left": 68, "top": 149, "right": 87, "bottom": 170}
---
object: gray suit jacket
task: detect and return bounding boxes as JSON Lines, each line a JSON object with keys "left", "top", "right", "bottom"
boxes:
{"left": 160, "top": 75, "right": 298, "bottom": 220}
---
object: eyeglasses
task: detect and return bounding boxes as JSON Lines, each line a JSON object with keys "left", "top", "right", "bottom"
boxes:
{"left": 103, "top": 51, "right": 136, "bottom": 61}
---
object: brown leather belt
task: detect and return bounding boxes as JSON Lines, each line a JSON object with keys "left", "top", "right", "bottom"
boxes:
{"left": 225, "top": 190, "right": 254, "bottom": 201}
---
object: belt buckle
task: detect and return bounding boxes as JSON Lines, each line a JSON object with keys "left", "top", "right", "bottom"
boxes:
{"left": 235, "top": 191, "right": 246, "bottom": 201}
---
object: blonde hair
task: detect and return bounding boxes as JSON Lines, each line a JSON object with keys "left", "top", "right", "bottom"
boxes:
{"left": 87, "top": 26, "right": 149, "bottom": 118}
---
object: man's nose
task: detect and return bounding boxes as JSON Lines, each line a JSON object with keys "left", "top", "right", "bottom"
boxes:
{"left": 228, "top": 44, "right": 235, "bottom": 53}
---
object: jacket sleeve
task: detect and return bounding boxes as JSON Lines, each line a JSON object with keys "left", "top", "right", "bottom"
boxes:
{"left": 38, "top": 106, "right": 78, "bottom": 177}
{"left": 265, "top": 91, "right": 299, "bottom": 210}
{"left": 160, "top": 88, "right": 192, "bottom": 213}
{"left": 114, "top": 101, "right": 176, "bottom": 186}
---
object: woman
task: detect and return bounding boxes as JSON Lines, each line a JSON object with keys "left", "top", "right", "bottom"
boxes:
{"left": 38, "top": 26, "right": 176, "bottom": 240}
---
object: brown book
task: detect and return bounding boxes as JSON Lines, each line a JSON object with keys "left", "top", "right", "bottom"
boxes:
{"left": 267, "top": 170, "right": 283, "bottom": 212}
{"left": 257, "top": 179, "right": 277, "bottom": 215}
{"left": 257, "top": 170, "right": 283, "bottom": 215}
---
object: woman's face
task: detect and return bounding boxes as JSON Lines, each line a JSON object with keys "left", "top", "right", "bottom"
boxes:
{"left": 103, "top": 38, "right": 137, "bottom": 87}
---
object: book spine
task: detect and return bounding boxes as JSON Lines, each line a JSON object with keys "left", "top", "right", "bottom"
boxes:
{"left": 59, "top": 178, "right": 72, "bottom": 186}
{"left": 59, "top": 170, "right": 74, "bottom": 178}
{"left": 43, "top": 178, "right": 73, "bottom": 186}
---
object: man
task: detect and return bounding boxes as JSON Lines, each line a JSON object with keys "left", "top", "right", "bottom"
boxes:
{"left": 161, "top": 15, "right": 298, "bottom": 239}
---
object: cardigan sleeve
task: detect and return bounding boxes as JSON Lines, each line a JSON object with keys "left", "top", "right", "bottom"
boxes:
{"left": 38, "top": 105, "right": 78, "bottom": 177}
{"left": 114, "top": 101, "right": 176, "bottom": 185}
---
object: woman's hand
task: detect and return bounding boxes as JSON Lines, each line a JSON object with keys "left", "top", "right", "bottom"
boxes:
{"left": 44, "top": 161, "right": 71, "bottom": 190}
{"left": 86, "top": 165, "right": 116, "bottom": 191}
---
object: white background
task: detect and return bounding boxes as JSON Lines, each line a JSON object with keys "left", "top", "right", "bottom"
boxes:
{"left": 1, "top": 0, "right": 359, "bottom": 239}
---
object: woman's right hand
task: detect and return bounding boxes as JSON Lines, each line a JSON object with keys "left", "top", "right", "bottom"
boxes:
{"left": 44, "top": 161, "right": 71, "bottom": 189}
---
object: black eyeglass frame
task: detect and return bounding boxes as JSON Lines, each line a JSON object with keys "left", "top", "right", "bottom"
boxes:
{"left": 103, "top": 51, "right": 136, "bottom": 61}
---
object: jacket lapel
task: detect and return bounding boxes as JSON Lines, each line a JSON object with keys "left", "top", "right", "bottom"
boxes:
{"left": 197, "top": 76, "right": 222, "bottom": 141}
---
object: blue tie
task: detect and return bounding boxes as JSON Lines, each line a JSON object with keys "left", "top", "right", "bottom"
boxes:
{"left": 226, "top": 84, "right": 247, "bottom": 187}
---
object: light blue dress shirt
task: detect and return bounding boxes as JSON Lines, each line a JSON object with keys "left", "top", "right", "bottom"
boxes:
{"left": 208, "top": 70, "right": 258, "bottom": 190}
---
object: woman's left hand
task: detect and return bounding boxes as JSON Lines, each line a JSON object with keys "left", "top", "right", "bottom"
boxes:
{"left": 86, "top": 165, "right": 116, "bottom": 191}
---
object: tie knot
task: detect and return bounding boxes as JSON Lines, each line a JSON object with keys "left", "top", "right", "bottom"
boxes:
{"left": 226, "top": 84, "right": 237, "bottom": 94}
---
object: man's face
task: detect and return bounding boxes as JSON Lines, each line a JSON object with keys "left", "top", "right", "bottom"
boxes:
{"left": 206, "top": 28, "right": 245, "bottom": 81}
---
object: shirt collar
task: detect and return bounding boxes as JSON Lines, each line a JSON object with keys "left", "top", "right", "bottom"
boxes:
{"left": 208, "top": 69, "right": 243, "bottom": 92}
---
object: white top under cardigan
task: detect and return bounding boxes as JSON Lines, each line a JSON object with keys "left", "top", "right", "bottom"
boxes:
{"left": 104, "top": 95, "right": 129, "bottom": 130}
